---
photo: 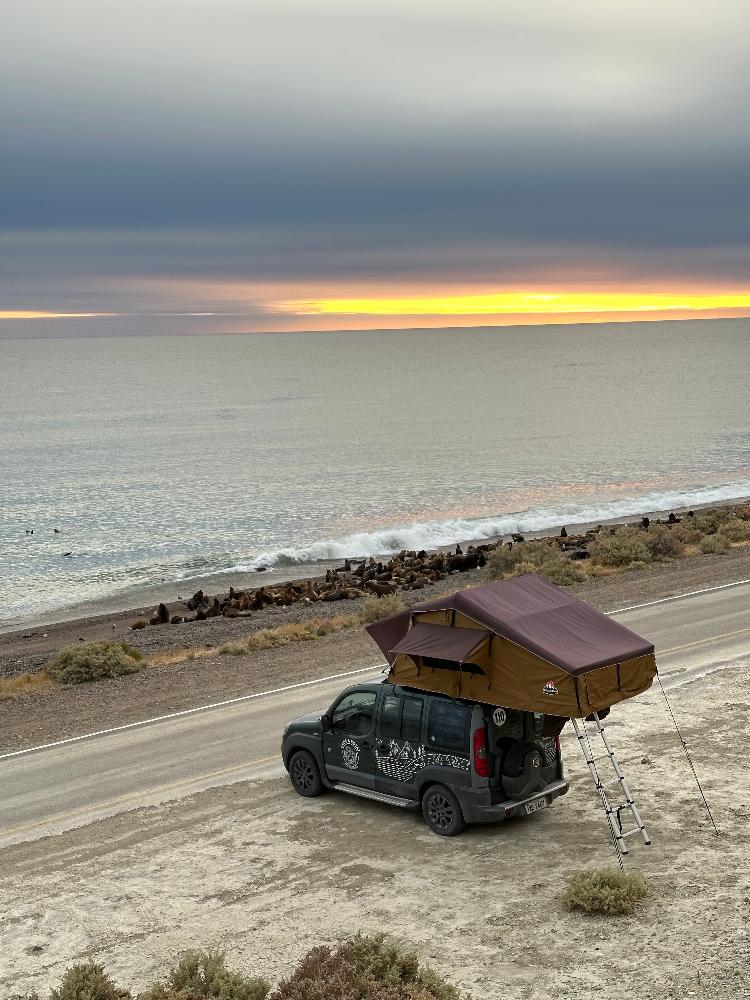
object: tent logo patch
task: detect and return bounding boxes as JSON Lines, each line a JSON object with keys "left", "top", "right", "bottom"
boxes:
{"left": 543, "top": 681, "right": 559, "bottom": 696}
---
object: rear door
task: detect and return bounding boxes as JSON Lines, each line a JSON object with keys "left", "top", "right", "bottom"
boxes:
{"left": 374, "top": 690, "right": 426, "bottom": 799}
{"left": 322, "top": 688, "right": 379, "bottom": 788}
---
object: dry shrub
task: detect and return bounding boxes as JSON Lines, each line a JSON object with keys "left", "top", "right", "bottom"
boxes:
{"left": 487, "top": 540, "right": 583, "bottom": 585}
{"left": 219, "top": 615, "right": 360, "bottom": 655}
{"left": 359, "top": 592, "right": 406, "bottom": 623}
{"left": 717, "top": 517, "right": 750, "bottom": 542}
{"left": 50, "top": 962, "right": 130, "bottom": 1000}
{"left": 0, "top": 670, "right": 56, "bottom": 701}
{"left": 562, "top": 869, "right": 648, "bottom": 916}
{"left": 269, "top": 933, "right": 459, "bottom": 1000}
{"left": 47, "top": 641, "right": 144, "bottom": 684}
{"left": 699, "top": 533, "right": 729, "bottom": 554}
{"left": 642, "top": 524, "right": 684, "bottom": 560}
{"left": 692, "top": 507, "right": 732, "bottom": 534}
{"left": 590, "top": 527, "right": 651, "bottom": 568}
{"left": 670, "top": 522, "right": 704, "bottom": 546}
{"left": 145, "top": 648, "right": 212, "bottom": 668}
{"left": 138, "top": 949, "right": 268, "bottom": 1000}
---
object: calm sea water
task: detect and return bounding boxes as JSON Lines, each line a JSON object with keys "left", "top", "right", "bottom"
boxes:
{"left": 1, "top": 319, "right": 749, "bottom": 626}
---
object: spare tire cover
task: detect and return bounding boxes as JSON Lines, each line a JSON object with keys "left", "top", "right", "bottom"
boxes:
{"left": 502, "top": 741, "right": 545, "bottom": 800}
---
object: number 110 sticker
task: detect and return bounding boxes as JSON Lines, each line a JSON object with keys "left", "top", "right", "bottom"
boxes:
{"left": 492, "top": 707, "right": 507, "bottom": 727}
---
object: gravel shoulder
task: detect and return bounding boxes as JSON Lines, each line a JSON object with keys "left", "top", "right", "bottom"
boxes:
{"left": 2, "top": 547, "right": 750, "bottom": 753}
{"left": 1, "top": 663, "right": 747, "bottom": 1000}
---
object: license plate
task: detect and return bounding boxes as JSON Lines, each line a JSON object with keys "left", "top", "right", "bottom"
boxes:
{"left": 524, "top": 798, "right": 547, "bottom": 815}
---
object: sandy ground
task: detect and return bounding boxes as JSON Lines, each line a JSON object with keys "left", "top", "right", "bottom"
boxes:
{"left": 2, "top": 547, "right": 750, "bottom": 754}
{"left": 1, "top": 661, "right": 748, "bottom": 999}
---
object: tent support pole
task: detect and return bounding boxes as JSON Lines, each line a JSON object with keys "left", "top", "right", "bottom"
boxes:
{"left": 656, "top": 669, "right": 719, "bottom": 836}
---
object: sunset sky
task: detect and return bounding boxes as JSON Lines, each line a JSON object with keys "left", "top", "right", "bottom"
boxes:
{"left": 2, "top": 0, "right": 750, "bottom": 336}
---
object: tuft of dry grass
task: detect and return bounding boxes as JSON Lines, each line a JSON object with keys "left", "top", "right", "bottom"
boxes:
{"left": 562, "top": 868, "right": 649, "bottom": 916}
{"left": 145, "top": 647, "right": 213, "bottom": 668}
{"left": 219, "top": 614, "right": 361, "bottom": 656}
{"left": 0, "top": 670, "right": 57, "bottom": 701}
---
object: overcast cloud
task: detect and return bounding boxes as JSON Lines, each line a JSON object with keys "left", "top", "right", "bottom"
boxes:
{"left": 2, "top": 0, "right": 749, "bottom": 330}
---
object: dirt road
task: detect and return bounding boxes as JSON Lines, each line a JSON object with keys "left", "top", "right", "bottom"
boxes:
{"left": 1, "top": 586, "right": 749, "bottom": 999}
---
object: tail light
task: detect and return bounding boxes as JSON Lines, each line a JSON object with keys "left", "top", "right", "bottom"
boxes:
{"left": 473, "top": 726, "right": 489, "bottom": 777}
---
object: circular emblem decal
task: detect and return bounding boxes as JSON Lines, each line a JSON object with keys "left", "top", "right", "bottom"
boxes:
{"left": 340, "top": 738, "right": 360, "bottom": 770}
{"left": 492, "top": 707, "right": 507, "bottom": 727}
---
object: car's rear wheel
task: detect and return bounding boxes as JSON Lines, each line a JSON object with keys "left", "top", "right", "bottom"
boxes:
{"left": 289, "top": 749, "right": 324, "bottom": 797}
{"left": 422, "top": 784, "right": 466, "bottom": 836}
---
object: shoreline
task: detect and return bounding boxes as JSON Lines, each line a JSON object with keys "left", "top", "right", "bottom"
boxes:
{"left": 1, "top": 496, "right": 750, "bottom": 753}
{"left": 4, "top": 493, "right": 749, "bottom": 639}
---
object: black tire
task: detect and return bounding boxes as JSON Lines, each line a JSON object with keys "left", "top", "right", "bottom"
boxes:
{"left": 422, "top": 784, "right": 466, "bottom": 837}
{"left": 289, "top": 749, "right": 324, "bottom": 798}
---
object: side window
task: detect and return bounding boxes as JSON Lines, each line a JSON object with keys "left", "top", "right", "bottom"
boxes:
{"left": 427, "top": 701, "right": 471, "bottom": 752}
{"left": 401, "top": 697, "right": 423, "bottom": 742}
{"left": 331, "top": 691, "right": 377, "bottom": 735}
{"left": 380, "top": 694, "right": 401, "bottom": 739}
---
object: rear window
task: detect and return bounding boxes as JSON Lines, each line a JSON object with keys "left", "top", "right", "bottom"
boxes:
{"left": 427, "top": 700, "right": 471, "bottom": 752}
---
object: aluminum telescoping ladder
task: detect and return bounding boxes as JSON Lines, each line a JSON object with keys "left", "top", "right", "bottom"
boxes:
{"left": 572, "top": 712, "right": 651, "bottom": 856}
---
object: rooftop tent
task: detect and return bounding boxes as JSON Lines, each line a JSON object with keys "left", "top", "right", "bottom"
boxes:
{"left": 365, "top": 574, "right": 657, "bottom": 717}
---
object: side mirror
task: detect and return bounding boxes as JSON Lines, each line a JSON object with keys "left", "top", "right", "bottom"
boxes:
{"left": 321, "top": 714, "right": 332, "bottom": 732}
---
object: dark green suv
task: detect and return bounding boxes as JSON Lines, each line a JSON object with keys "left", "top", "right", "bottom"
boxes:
{"left": 281, "top": 680, "right": 568, "bottom": 836}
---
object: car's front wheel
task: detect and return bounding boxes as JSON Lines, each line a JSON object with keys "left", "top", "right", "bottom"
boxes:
{"left": 289, "top": 749, "right": 324, "bottom": 797}
{"left": 422, "top": 784, "right": 466, "bottom": 836}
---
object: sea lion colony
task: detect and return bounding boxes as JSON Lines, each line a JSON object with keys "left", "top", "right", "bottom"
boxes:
{"left": 132, "top": 511, "right": 692, "bottom": 629}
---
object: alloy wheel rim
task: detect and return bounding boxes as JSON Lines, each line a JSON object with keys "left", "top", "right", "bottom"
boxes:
{"left": 293, "top": 759, "right": 313, "bottom": 790}
{"left": 428, "top": 794, "right": 453, "bottom": 829}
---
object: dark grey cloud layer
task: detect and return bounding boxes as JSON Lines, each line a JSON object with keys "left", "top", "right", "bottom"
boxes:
{"left": 2, "top": 0, "right": 750, "bottom": 316}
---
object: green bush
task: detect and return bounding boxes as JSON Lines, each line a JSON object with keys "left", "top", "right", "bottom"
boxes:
{"left": 269, "top": 933, "right": 459, "bottom": 1000}
{"left": 47, "top": 641, "right": 144, "bottom": 684}
{"left": 670, "top": 522, "right": 704, "bottom": 546}
{"left": 50, "top": 962, "right": 130, "bottom": 1000}
{"left": 642, "top": 524, "right": 684, "bottom": 560}
{"left": 138, "top": 950, "right": 268, "bottom": 1000}
{"left": 562, "top": 869, "right": 648, "bottom": 916}
{"left": 716, "top": 517, "right": 750, "bottom": 542}
{"left": 699, "top": 533, "right": 729, "bottom": 554}
{"left": 487, "top": 540, "right": 583, "bottom": 585}
{"left": 590, "top": 527, "right": 651, "bottom": 568}
{"left": 359, "top": 593, "right": 406, "bottom": 624}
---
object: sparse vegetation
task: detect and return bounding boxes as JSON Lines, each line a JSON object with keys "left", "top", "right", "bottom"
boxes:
{"left": 50, "top": 962, "right": 129, "bottom": 1000}
{"left": 716, "top": 517, "right": 750, "bottom": 543}
{"left": 0, "top": 670, "right": 56, "bottom": 701}
{"left": 46, "top": 641, "right": 144, "bottom": 685}
{"left": 589, "top": 527, "right": 651, "bottom": 568}
{"left": 562, "top": 868, "right": 649, "bottom": 916}
{"left": 699, "top": 532, "right": 729, "bottom": 554}
{"left": 37, "top": 938, "right": 459, "bottom": 1000}
{"left": 359, "top": 592, "right": 406, "bottom": 623}
{"left": 270, "top": 933, "right": 460, "bottom": 1000}
{"left": 219, "top": 614, "right": 360, "bottom": 655}
{"left": 138, "top": 949, "right": 268, "bottom": 1000}
{"left": 487, "top": 540, "right": 584, "bottom": 585}
{"left": 641, "top": 524, "right": 684, "bottom": 560}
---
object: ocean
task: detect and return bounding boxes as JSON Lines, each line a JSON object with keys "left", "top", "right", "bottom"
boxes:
{"left": 1, "top": 319, "right": 749, "bottom": 627}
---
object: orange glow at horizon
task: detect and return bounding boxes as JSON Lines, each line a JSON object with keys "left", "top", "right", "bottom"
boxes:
{"left": 273, "top": 290, "right": 750, "bottom": 317}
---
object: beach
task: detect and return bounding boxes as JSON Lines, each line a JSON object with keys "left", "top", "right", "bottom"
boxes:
{"left": 2, "top": 498, "right": 749, "bottom": 754}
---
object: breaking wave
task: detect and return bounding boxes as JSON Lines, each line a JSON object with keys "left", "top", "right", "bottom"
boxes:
{"left": 229, "top": 479, "right": 750, "bottom": 572}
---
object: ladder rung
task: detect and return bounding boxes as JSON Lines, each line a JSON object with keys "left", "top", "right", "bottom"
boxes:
{"left": 620, "top": 828, "right": 645, "bottom": 839}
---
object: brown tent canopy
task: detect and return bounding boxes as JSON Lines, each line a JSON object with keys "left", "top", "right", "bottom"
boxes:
{"left": 365, "top": 574, "right": 656, "bottom": 717}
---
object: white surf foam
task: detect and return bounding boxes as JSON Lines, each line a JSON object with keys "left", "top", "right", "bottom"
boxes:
{"left": 228, "top": 480, "right": 750, "bottom": 572}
